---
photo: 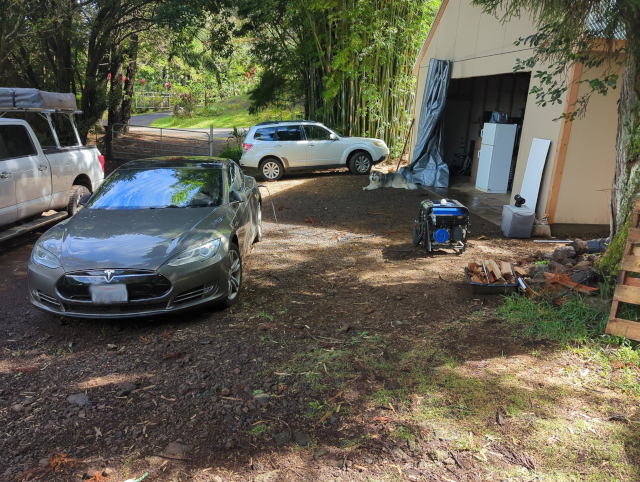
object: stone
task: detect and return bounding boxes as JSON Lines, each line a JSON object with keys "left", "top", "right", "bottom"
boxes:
{"left": 552, "top": 246, "right": 576, "bottom": 263}
{"left": 67, "top": 393, "right": 90, "bottom": 407}
{"left": 573, "top": 260, "right": 592, "bottom": 271}
{"left": 443, "top": 457, "right": 456, "bottom": 466}
{"left": 561, "top": 258, "right": 576, "bottom": 267}
{"left": 292, "top": 430, "right": 311, "bottom": 447}
{"left": 313, "top": 448, "right": 327, "bottom": 459}
{"left": 527, "top": 274, "right": 547, "bottom": 289}
{"left": 571, "top": 268, "right": 596, "bottom": 285}
{"left": 221, "top": 388, "right": 230, "bottom": 396}
{"left": 106, "top": 344, "right": 117, "bottom": 350}
{"left": 547, "top": 260, "right": 568, "bottom": 274}
{"left": 273, "top": 431, "right": 289, "bottom": 445}
{"left": 11, "top": 404, "right": 23, "bottom": 413}
{"left": 365, "top": 458, "right": 373, "bottom": 464}
{"left": 570, "top": 238, "right": 589, "bottom": 255}
{"left": 253, "top": 393, "right": 270, "bottom": 405}
{"left": 164, "top": 441, "right": 193, "bottom": 456}
{"left": 430, "top": 449, "right": 449, "bottom": 462}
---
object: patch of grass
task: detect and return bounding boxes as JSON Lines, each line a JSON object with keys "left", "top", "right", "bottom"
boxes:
{"left": 249, "top": 424, "right": 272, "bottom": 438}
{"left": 498, "top": 294, "right": 608, "bottom": 344}
{"left": 151, "top": 94, "right": 302, "bottom": 129}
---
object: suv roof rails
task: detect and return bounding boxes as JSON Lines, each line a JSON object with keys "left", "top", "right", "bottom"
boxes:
{"left": 255, "top": 119, "right": 316, "bottom": 126}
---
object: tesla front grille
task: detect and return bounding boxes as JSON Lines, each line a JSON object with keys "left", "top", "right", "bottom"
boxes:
{"left": 56, "top": 270, "right": 172, "bottom": 301}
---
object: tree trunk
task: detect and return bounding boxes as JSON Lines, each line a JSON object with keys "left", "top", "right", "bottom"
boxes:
{"left": 610, "top": 57, "right": 640, "bottom": 238}
{"left": 105, "top": 49, "right": 124, "bottom": 160}
{"left": 121, "top": 34, "right": 139, "bottom": 127}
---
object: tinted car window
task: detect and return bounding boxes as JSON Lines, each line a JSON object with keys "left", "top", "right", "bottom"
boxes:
{"left": 303, "top": 125, "right": 332, "bottom": 141}
{"left": 253, "top": 127, "right": 276, "bottom": 141}
{"left": 88, "top": 168, "right": 223, "bottom": 209}
{"left": 0, "top": 125, "right": 36, "bottom": 160}
{"left": 277, "top": 125, "right": 302, "bottom": 141}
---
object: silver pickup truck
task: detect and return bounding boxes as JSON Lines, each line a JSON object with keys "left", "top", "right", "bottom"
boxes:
{"left": 0, "top": 88, "right": 104, "bottom": 240}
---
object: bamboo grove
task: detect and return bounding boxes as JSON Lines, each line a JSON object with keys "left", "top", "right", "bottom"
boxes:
{"left": 241, "top": 0, "right": 439, "bottom": 156}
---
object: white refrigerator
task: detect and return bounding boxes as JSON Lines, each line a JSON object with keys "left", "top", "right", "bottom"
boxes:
{"left": 475, "top": 123, "right": 517, "bottom": 193}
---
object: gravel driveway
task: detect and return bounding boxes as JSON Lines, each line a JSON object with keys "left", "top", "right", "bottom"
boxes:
{"left": 2, "top": 171, "right": 620, "bottom": 481}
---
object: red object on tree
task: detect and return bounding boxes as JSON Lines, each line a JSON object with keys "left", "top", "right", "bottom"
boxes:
{"left": 166, "top": 82, "right": 172, "bottom": 90}
{"left": 107, "top": 73, "right": 112, "bottom": 81}
{"left": 122, "top": 76, "right": 126, "bottom": 82}
{"left": 139, "top": 78, "right": 146, "bottom": 85}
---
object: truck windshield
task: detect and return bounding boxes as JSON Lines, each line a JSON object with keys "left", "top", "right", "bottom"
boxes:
{"left": 87, "top": 168, "right": 223, "bottom": 209}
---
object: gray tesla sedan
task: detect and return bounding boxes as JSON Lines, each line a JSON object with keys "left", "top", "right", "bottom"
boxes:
{"left": 27, "top": 157, "right": 262, "bottom": 318}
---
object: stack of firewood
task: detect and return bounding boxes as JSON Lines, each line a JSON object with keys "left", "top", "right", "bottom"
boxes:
{"left": 467, "top": 259, "right": 524, "bottom": 285}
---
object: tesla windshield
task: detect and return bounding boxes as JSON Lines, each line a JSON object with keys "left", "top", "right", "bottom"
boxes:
{"left": 87, "top": 168, "right": 223, "bottom": 209}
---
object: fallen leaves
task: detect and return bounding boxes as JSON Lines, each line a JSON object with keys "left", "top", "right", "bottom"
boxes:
{"left": 162, "top": 352, "right": 183, "bottom": 360}
{"left": 87, "top": 471, "right": 109, "bottom": 482}
{"left": 49, "top": 452, "right": 75, "bottom": 471}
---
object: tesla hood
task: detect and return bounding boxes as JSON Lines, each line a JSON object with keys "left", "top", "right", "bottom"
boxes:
{"left": 38, "top": 207, "right": 224, "bottom": 271}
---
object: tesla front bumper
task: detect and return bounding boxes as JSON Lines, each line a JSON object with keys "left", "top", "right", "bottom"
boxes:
{"left": 27, "top": 255, "right": 230, "bottom": 319}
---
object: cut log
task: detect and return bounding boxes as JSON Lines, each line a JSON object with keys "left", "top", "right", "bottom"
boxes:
{"left": 487, "top": 259, "right": 506, "bottom": 283}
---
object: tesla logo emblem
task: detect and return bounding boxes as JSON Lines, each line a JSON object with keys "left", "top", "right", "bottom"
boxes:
{"left": 104, "top": 270, "right": 115, "bottom": 282}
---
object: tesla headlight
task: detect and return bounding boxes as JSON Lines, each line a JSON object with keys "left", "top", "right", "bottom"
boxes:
{"left": 372, "top": 140, "right": 386, "bottom": 148}
{"left": 166, "top": 238, "right": 221, "bottom": 267}
{"left": 31, "top": 245, "right": 62, "bottom": 269}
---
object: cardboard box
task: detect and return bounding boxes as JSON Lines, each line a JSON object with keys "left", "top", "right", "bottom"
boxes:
{"left": 471, "top": 137, "right": 482, "bottom": 185}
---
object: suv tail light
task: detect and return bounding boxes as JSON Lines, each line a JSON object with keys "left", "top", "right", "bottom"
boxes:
{"left": 242, "top": 143, "right": 253, "bottom": 152}
{"left": 98, "top": 155, "right": 105, "bottom": 172}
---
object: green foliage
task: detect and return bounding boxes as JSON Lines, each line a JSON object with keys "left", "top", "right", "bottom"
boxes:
{"left": 218, "top": 146, "right": 242, "bottom": 161}
{"left": 238, "top": 0, "right": 439, "bottom": 157}
{"left": 499, "top": 294, "right": 609, "bottom": 345}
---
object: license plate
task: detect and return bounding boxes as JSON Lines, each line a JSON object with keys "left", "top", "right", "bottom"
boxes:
{"left": 90, "top": 284, "right": 128, "bottom": 304}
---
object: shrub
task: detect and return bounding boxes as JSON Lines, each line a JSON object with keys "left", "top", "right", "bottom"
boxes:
{"left": 218, "top": 145, "right": 243, "bottom": 162}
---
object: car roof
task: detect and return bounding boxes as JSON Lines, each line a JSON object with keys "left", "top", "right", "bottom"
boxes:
{"left": 118, "top": 156, "right": 229, "bottom": 170}
{"left": 254, "top": 120, "right": 314, "bottom": 126}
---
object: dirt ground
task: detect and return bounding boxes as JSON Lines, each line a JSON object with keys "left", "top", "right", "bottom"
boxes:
{"left": 1, "top": 170, "right": 639, "bottom": 481}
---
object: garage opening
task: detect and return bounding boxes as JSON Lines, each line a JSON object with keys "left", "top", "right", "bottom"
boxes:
{"left": 441, "top": 72, "right": 531, "bottom": 195}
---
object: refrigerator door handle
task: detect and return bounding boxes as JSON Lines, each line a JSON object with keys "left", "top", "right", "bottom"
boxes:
{"left": 480, "top": 129, "right": 484, "bottom": 138}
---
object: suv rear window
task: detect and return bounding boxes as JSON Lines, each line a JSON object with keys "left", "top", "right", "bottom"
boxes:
{"left": 0, "top": 125, "right": 37, "bottom": 160}
{"left": 253, "top": 127, "right": 276, "bottom": 141}
{"left": 276, "top": 125, "right": 302, "bottom": 141}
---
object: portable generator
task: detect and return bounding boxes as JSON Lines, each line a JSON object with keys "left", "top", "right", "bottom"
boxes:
{"left": 413, "top": 199, "right": 469, "bottom": 253}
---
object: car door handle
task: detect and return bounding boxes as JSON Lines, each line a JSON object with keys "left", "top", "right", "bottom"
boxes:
{"left": 275, "top": 144, "right": 282, "bottom": 147}
{"left": 0, "top": 171, "right": 11, "bottom": 179}
{"left": 38, "top": 165, "right": 48, "bottom": 171}
{"left": 308, "top": 145, "right": 315, "bottom": 148}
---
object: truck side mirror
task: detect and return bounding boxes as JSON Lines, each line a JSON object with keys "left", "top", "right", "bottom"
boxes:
{"left": 78, "top": 193, "right": 92, "bottom": 206}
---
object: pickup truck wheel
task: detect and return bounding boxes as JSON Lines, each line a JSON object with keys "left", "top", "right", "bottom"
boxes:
{"left": 260, "top": 158, "right": 284, "bottom": 181}
{"left": 348, "top": 152, "right": 372, "bottom": 175}
{"left": 67, "top": 185, "right": 90, "bottom": 216}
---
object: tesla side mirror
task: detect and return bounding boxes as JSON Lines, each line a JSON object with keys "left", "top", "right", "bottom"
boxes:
{"left": 78, "top": 193, "right": 91, "bottom": 206}
{"left": 229, "top": 191, "right": 244, "bottom": 205}
{"left": 329, "top": 133, "right": 338, "bottom": 141}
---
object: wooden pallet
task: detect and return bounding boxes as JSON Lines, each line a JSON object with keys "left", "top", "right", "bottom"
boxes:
{"left": 606, "top": 198, "right": 640, "bottom": 341}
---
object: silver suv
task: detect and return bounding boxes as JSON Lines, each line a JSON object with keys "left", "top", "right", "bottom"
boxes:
{"left": 239, "top": 120, "right": 389, "bottom": 181}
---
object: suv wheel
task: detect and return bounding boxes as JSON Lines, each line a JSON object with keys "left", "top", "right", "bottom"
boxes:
{"left": 260, "top": 158, "right": 284, "bottom": 181}
{"left": 348, "top": 152, "right": 372, "bottom": 175}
